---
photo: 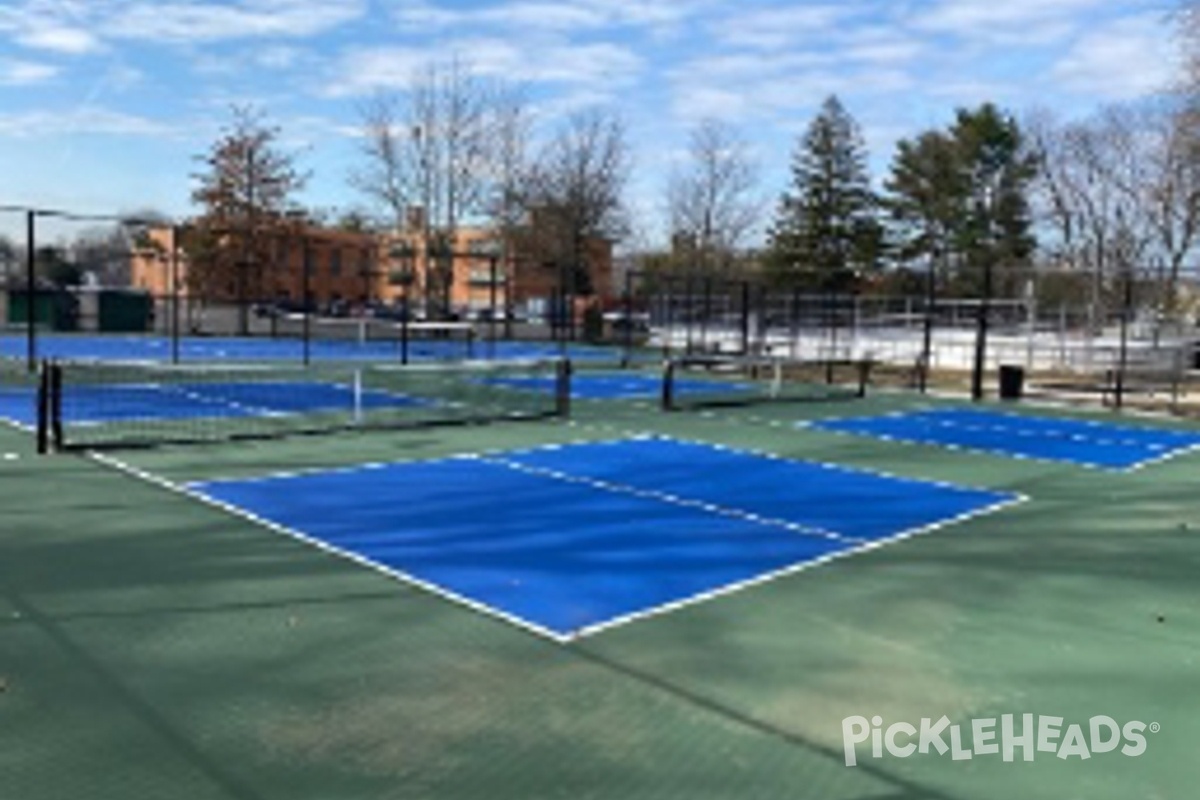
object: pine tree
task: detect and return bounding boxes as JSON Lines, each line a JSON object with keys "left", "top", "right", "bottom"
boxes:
{"left": 885, "top": 104, "right": 1037, "bottom": 297}
{"left": 766, "top": 96, "right": 881, "bottom": 291}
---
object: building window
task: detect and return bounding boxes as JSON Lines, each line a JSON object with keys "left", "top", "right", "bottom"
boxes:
{"left": 468, "top": 270, "right": 506, "bottom": 286}
{"left": 330, "top": 248, "right": 342, "bottom": 276}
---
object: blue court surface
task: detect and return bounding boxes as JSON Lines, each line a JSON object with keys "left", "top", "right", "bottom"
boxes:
{"left": 0, "top": 387, "right": 35, "bottom": 428}
{"left": 809, "top": 408, "right": 1200, "bottom": 470}
{"left": 189, "top": 437, "right": 1017, "bottom": 640}
{"left": 485, "top": 372, "right": 747, "bottom": 400}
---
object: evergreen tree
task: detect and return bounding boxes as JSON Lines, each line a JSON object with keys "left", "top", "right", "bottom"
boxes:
{"left": 766, "top": 96, "right": 881, "bottom": 291}
{"left": 885, "top": 103, "right": 1037, "bottom": 297}
{"left": 951, "top": 104, "right": 1038, "bottom": 296}
{"left": 885, "top": 130, "right": 965, "bottom": 279}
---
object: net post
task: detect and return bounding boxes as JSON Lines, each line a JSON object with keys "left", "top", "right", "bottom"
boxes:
{"left": 662, "top": 359, "right": 676, "bottom": 411}
{"left": 36, "top": 360, "right": 49, "bottom": 454}
{"left": 50, "top": 361, "right": 62, "bottom": 450}
{"left": 856, "top": 359, "right": 871, "bottom": 399}
{"left": 555, "top": 358, "right": 572, "bottom": 418}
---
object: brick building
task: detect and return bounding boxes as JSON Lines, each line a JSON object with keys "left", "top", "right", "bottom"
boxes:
{"left": 129, "top": 220, "right": 614, "bottom": 319}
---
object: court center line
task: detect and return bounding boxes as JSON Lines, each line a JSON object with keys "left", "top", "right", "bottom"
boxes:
{"left": 477, "top": 451, "right": 858, "bottom": 545}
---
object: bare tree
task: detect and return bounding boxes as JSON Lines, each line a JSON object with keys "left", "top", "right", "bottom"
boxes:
{"left": 1030, "top": 100, "right": 1200, "bottom": 314}
{"left": 525, "top": 109, "right": 631, "bottom": 297}
{"left": 0, "top": 234, "right": 21, "bottom": 284}
{"left": 350, "top": 58, "right": 497, "bottom": 317}
{"left": 348, "top": 93, "right": 413, "bottom": 228}
{"left": 1178, "top": 3, "right": 1200, "bottom": 93}
{"left": 1138, "top": 100, "right": 1200, "bottom": 307}
{"left": 666, "top": 119, "right": 762, "bottom": 275}
{"left": 1027, "top": 106, "right": 1153, "bottom": 318}
{"left": 479, "top": 85, "right": 535, "bottom": 318}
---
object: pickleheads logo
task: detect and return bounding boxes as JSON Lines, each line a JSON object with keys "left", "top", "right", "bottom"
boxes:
{"left": 841, "top": 715, "right": 1158, "bottom": 767}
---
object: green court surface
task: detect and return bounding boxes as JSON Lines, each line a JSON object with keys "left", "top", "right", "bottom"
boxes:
{"left": 2, "top": 386, "right": 1199, "bottom": 799}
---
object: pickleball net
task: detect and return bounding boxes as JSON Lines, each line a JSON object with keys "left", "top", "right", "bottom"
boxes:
{"left": 43, "top": 357, "right": 570, "bottom": 450}
{"left": 661, "top": 355, "right": 871, "bottom": 411}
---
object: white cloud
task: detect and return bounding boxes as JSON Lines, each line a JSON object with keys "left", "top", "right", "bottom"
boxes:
{"left": 389, "top": 0, "right": 704, "bottom": 35}
{"left": 107, "top": 0, "right": 367, "bottom": 44}
{"left": 0, "top": 0, "right": 366, "bottom": 53}
{"left": 913, "top": 0, "right": 1111, "bottom": 44}
{"left": 0, "top": 1, "right": 102, "bottom": 54}
{"left": 325, "top": 38, "right": 643, "bottom": 97}
{"left": 17, "top": 25, "right": 101, "bottom": 54}
{"left": 256, "top": 46, "right": 306, "bottom": 70}
{"left": 322, "top": 47, "right": 431, "bottom": 96}
{"left": 1051, "top": 14, "right": 1178, "bottom": 99}
{"left": 0, "top": 108, "right": 176, "bottom": 138}
{"left": 0, "top": 60, "right": 59, "bottom": 86}
{"left": 710, "top": 5, "right": 853, "bottom": 51}
{"left": 671, "top": 85, "right": 752, "bottom": 124}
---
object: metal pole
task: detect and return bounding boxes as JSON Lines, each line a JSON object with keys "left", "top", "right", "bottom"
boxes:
{"left": 920, "top": 261, "right": 936, "bottom": 393}
{"left": 488, "top": 253, "right": 498, "bottom": 358}
{"left": 971, "top": 263, "right": 992, "bottom": 402}
{"left": 302, "top": 239, "right": 312, "bottom": 366}
{"left": 25, "top": 210, "right": 36, "bottom": 372}
{"left": 557, "top": 262, "right": 568, "bottom": 356}
{"left": 789, "top": 286, "right": 800, "bottom": 361}
{"left": 739, "top": 280, "right": 750, "bottom": 356}
{"left": 684, "top": 274, "right": 695, "bottom": 355}
{"left": 171, "top": 224, "right": 181, "bottom": 364}
{"left": 621, "top": 269, "right": 634, "bottom": 368}
{"left": 827, "top": 289, "right": 837, "bottom": 384}
{"left": 503, "top": 252, "right": 514, "bottom": 341}
{"left": 663, "top": 275, "right": 675, "bottom": 359}
{"left": 401, "top": 286, "right": 410, "bottom": 365}
{"left": 400, "top": 255, "right": 411, "bottom": 366}
{"left": 1115, "top": 267, "right": 1133, "bottom": 410}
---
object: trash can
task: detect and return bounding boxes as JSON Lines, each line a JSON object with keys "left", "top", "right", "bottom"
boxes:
{"left": 998, "top": 364, "right": 1024, "bottom": 400}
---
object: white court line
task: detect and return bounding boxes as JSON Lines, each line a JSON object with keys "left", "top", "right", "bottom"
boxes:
{"left": 90, "top": 451, "right": 575, "bottom": 645}
{"left": 572, "top": 491, "right": 1029, "bottom": 639}
{"left": 186, "top": 433, "right": 624, "bottom": 487}
{"left": 800, "top": 418, "right": 1110, "bottom": 473}
{"left": 481, "top": 451, "right": 853, "bottom": 544}
{"left": 92, "top": 434, "right": 1028, "bottom": 644}
{"left": 626, "top": 431, "right": 1009, "bottom": 496}
{"left": 800, "top": 408, "right": 1200, "bottom": 473}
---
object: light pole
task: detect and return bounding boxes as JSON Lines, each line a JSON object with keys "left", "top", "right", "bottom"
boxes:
{"left": 919, "top": 247, "right": 940, "bottom": 394}
{"left": 971, "top": 176, "right": 999, "bottom": 403}
{"left": 389, "top": 242, "right": 416, "bottom": 365}
{"left": 302, "top": 238, "right": 313, "bottom": 366}
{"left": 25, "top": 209, "right": 35, "bottom": 371}
{"left": 473, "top": 239, "right": 503, "bottom": 357}
{"left": 169, "top": 224, "right": 181, "bottom": 364}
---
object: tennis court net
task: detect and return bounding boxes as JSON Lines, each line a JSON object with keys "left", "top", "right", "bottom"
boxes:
{"left": 45, "top": 358, "right": 570, "bottom": 450}
{"left": 662, "top": 355, "right": 870, "bottom": 411}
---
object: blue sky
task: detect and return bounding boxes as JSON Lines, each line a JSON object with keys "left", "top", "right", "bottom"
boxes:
{"left": 0, "top": 0, "right": 1183, "bottom": 247}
